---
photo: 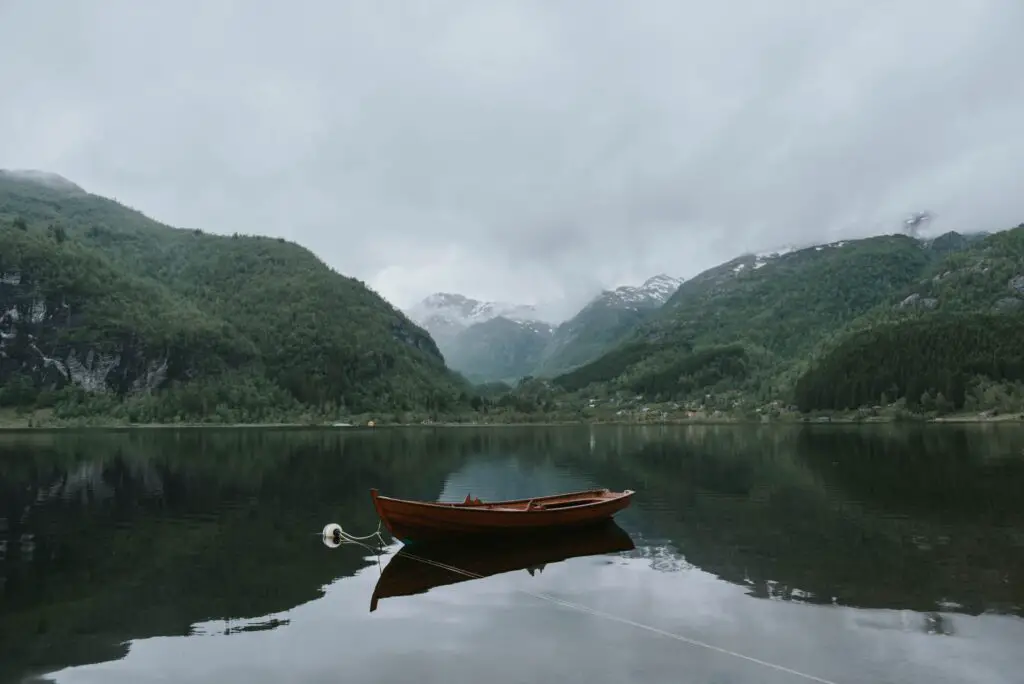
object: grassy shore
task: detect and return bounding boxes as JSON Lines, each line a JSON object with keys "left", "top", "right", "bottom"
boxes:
{"left": 1, "top": 407, "right": 1022, "bottom": 431}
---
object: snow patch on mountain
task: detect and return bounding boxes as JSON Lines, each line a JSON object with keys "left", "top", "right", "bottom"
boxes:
{"left": 513, "top": 319, "right": 556, "bottom": 336}
{"left": 406, "top": 293, "right": 564, "bottom": 348}
{"left": 600, "top": 274, "right": 684, "bottom": 308}
{"left": 738, "top": 240, "right": 852, "bottom": 271}
{"left": 751, "top": 245, "right": 797, "bottom": 270}
{"left": 408, "top": 293, "right": 543, "bottom": 330}
{"left": 755, "top": 245, "right": 797, "bottom": 260}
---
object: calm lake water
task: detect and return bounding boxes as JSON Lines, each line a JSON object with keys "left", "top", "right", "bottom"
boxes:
{"left": 2, "top": 425, "right": 1023, "bottom": 684}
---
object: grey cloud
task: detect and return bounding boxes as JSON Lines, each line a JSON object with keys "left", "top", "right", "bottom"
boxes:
{"left": 1, "top": 0, "right": 1022, "bottom": 315}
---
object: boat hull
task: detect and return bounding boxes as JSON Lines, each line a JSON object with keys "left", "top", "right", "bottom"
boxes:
{"left": 370, "top": 487, "right": 633, "bottom": 544}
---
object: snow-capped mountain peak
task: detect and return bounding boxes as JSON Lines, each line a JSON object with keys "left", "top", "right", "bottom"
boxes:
{"left": 598, "top": 274, "right": 684, "bottom": 308}
{"left": 408, "top": 293, "right": 540, "bottom": 330}
{"left": 406, "top": 293, "right": 558, "bottom": 348}
{"left": 408, "top": 274, "right": 682, "bottom": 345}
{"left": 637, "top": 274, "right": 685, "bottom": 301}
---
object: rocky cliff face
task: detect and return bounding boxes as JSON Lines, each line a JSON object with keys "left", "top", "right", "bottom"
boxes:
{"left": 0, "top": 269, "right": 174, "bottom": 396}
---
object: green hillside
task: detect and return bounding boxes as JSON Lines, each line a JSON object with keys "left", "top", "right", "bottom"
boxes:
{"left": 553, "top": 227, "right": 1024, "bottom": 414}
{"left": 657, "top": 235, "right": 933, "bottom": 355}
{"left": 554, "top": 235, "right": 936, "bottom": 398}
{"left": 530, "top": 275, "right": 682, "bottom": 378}
{"left": 792, "top": 313, "right": 1024, "bottom": 412}
{"left": 792, "top": 226, "right": 1024, "bottom": 413}
{"left": 0, "top": 172, "right": 471, "bottom": 424}
{"left": 890, "top": 227, "right": 1023, "bottom": 314}
{"left": 534, "top": 299, "right": 660, "bottom": 377}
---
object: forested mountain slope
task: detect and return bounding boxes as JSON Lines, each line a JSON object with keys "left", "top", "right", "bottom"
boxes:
{"left": 554, "top": 235, "right": 938, "bottom": 397}
{"left": 553, "top": 227, "right": 1021, "bottom": 414}
{"left": 0, "top": 172, "right": 470, "bottom": 423}
{"left": 533, "top": 275, "right": 682, "bottom": 378}
{"left": 794, "top": 226, "right": 1024, "bottom": 412}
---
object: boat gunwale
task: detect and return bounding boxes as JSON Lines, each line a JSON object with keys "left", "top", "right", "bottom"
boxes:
{"left": 371, "top": 487, "right": 633, "bottom": 514}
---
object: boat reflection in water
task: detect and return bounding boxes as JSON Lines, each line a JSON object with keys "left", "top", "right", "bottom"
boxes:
{"left": 369, "top": 520, "right": 635, "bottom": 612}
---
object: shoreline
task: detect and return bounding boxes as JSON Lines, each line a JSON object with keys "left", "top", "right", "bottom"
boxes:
{"left": 1, "top": 413, "right": 1022, "bottom": 432}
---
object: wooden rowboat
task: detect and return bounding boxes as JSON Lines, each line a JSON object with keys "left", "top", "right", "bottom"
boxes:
{"left": 370, "top": 520, "right": 635, "bottom": 612}
{"left": 370, "top": 487, "right": 634, "bottom": 545}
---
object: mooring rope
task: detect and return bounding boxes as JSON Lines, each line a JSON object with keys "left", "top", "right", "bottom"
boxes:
{"left": 321, "top": 522, "right": 386, "bottom": 548}
{"left": 321, "top": 525, "right": 842, "bottom": 684}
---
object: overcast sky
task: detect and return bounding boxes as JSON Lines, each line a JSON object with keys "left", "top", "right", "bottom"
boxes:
{"left": 2, "top": 1, "right": 1023, "bottom": 317}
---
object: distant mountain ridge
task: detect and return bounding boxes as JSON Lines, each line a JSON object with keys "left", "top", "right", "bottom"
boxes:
{"left": 407, "top": 274, "right": 684, "bottom": 383}
{"left": 442, "top": 316, "right": 556, "bottom": 385}
{"left": 405, "top": 292, "right": 550, "bottom": 361}
{"left": 408, "top": 292, "right": 545, "bottom": 328}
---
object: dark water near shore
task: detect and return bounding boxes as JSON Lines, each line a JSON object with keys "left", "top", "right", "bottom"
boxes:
{"left": 2, "top": 424, "right": 1023, "bottom": 684}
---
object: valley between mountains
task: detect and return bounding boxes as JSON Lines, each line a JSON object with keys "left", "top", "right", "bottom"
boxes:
{"left": 407, "top": 273, "right": 684, "bottom": 384}
{"left": 2, "top": 169, "right": 1023, "bottom": 427}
